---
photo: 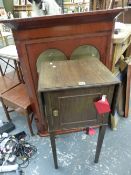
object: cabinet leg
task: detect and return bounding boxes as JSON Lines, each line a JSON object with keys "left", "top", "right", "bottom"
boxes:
{"left": 94, "top": 125, "right": 106, "bottom": 163}
{"left": 50, "top": 133, "right": 58, "bottom": 169}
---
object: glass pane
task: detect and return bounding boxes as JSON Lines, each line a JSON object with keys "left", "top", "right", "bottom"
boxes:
{"left": 70, "top": 45, "right": 100, "bottom": 60}
{"left": 36, "top": 49, "right": 67, "bottom": 73}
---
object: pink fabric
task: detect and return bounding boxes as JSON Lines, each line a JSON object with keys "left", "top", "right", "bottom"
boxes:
{"left": 88, "top": 128, "right": 96, "bottom": 136}
{"left": 94, "top": 99, "right": 111, "bottom": 115}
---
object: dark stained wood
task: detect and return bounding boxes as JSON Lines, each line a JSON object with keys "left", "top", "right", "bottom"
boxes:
{"left": 50, "top": 133, "right": 58, "bottom": 169}
{"left": 38, "top": 58, "right": 120, "bottom": 168}
{"left": 39, "top": 59, "right": 120, "bottom": 131}
{"left": 94, "top": 125, "right": 106, "bottom": 163}
{"left": 0, "top": 9, "right": 123, "bottom": 135}
{"left": 38, "top": 58, "right": 119, "bottom": 92}
{"left": 43, "top": 86, "right": 114, "bottom": 131}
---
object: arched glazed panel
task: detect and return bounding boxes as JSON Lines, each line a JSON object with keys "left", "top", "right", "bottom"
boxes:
{"left": 36, "top": 49, "right": 67, "bottom": 73}
{"left": 70, "top": 45, "right": 100, "bottom": 60}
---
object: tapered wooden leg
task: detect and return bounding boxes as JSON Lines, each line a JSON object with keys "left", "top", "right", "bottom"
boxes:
{"left": 26, "top": 114, "right": 34, "bottom": 136}
{"left": 50, "top": 133, "right": 58, "bottom": 169}
{"left": 94, "top": 125, "right": 106, "bottom": 163}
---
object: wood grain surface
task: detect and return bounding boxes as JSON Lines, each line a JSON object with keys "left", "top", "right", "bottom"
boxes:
{"left": 38, "top": 58, "right": 120, "bottom": 92}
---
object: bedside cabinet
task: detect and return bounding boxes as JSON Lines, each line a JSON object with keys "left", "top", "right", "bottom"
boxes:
{"left": 38, "top": 58, "right": 120, "bottom": 168}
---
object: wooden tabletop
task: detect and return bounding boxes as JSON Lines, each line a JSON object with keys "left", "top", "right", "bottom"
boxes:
{"left": 0, "top": 45, "right": 18, "bottom": 60}
{"left": 38, "top": 58, "right": 120, "bottom": 92}
{"left": 113, "top": 24, "right": 131, "bottom": 44}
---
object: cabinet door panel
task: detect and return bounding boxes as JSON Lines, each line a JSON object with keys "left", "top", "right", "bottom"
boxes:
{"left": 46, "top": 86, "right": 114, "bottom": 131}
{"left": 59, "top": 93, "right": 100, "bottom": 129}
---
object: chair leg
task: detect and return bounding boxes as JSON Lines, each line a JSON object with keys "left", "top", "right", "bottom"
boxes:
{"left": 0, "top": 65, "right": 4, "bottom": 76}
{"left": 94, "top": 125, "right": 106, "bottom": 163}
{"left": 26, "top": 113, "right": 34, "bottom": 136}
{"left": 0, "top": 97, "right": 11, "bottom": 121}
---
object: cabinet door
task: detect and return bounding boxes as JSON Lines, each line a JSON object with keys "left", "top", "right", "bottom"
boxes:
{"left": 46, "top": 86, "right": 114, "bottom": 131}
{"left": 58, "top": 92, "right": 101, "bottom": 129}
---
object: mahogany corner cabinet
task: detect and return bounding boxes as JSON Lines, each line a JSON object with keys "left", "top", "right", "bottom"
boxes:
{"left": 0, "top": 9, "right": 123, "bottom": 135}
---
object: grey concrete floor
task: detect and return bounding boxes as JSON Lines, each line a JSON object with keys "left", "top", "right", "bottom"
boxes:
{"left": 0, "top": 104, "right": 131, "bottom": 175}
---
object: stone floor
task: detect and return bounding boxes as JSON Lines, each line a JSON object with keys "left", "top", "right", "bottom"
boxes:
{"left": 0, "top": 105, "right": 131, "bottom": 175}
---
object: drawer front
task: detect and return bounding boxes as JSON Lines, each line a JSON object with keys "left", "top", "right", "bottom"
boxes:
{"left": 45, "top": 86, "right": 115, "bottom": 131}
